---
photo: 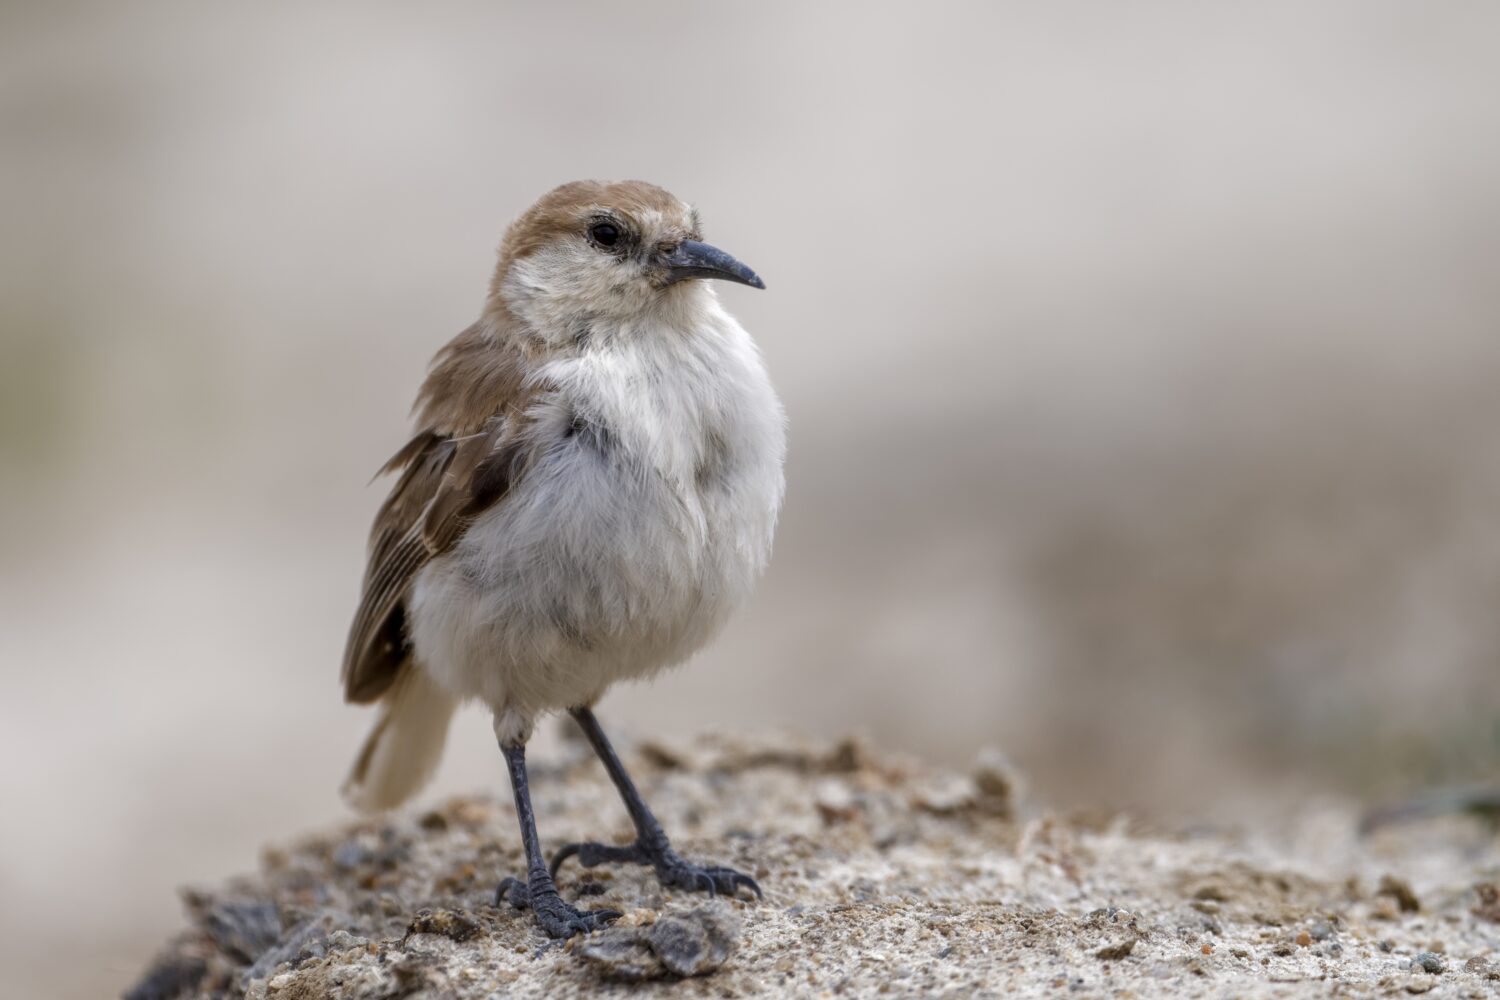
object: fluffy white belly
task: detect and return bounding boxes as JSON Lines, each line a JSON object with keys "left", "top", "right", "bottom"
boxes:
{"left": 407, "top": 330, "right": 784, "bottom": 724}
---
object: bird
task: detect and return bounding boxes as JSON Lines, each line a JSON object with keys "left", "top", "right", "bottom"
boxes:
{"left": 338, "top": 180, "right": 786, "bottom": 938}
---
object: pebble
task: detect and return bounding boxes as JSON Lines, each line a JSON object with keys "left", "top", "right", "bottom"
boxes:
{"left": 971, "top": 747, "right": 1025, "bottom": 818}
{"left": 574, "top": 931, "right": 661, "bottom": 981}
{"left": 405, "top": 908, "right": 482, "bottom": 943}
{"left": 326, "top": 929, "right": 367, "bottom": 952}
{"left": 334, "top": 839, "right": 374, "bottom": 871}
{"left": 574, "top": 904, "right": 740, "bottom": 981}
{"left": 649, "top": 906, "right": 739, "bottom": 977}
{"left": 1378, "top": 875, "right": 1422, "bottom": 913}
{"left": 203, "top": 900, "right": 282, "bottom": 964}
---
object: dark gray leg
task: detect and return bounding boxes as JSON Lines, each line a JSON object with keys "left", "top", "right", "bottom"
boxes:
{"left": 549, "top": 706, "right": 762, "bottom": 900}
{"left": 493, "top": 741, "right": 620, "bottom": 937}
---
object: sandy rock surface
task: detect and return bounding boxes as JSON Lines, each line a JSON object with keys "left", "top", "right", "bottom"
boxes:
{"left": 128, "top": 732, "right": 1500, "bottom": 998}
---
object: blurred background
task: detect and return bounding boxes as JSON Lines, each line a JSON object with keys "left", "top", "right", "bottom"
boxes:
{"left": 4, "top": 2, "right": 1500, "bottom": 996}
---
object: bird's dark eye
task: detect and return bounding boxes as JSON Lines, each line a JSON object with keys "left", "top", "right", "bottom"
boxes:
{"left": 588, "top": 221, "right": 621, "bottom": 249}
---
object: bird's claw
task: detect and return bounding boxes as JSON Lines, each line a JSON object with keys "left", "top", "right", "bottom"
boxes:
{"left": 493, "top": 873, "right": 620, "bottom": 938}
{"left": 494, "top": 875, "right": 527, "bottom": 909}
{"left": 550, "top": 838, "right": 762, "bottom": 901}
{"left": 657, "top": 857, "right": 762, "bottom": 900}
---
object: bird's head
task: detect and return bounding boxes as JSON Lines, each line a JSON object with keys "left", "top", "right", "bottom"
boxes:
{"left": 489, "top": 180, "right": 763, "bottom": 334}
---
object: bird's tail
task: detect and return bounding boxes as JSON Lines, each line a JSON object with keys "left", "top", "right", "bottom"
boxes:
{"left": 341, "top": 666, "right": 458, "bottom": 813}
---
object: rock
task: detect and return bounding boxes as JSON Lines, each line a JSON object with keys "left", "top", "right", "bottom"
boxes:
{"left": 574, "top": 904, "right": 739, "bottom": 980}
{"left": 572, "top": 929, "right": 662, "bottom": 981}
{"left": 404, "top": 907, "right": 483, "bottom": 943}
{"left": 332, "top": 837, "right": 373, "bottom": 871}
{"left": 912, "top": 747, "right": 1026, "bottom": 819}
{"left": 1473, "top": 882, "right": 1500, "bottom": 921}
{"left": 971, "top": 746, "right": 1025, "bottom": 818}
{"left": 1378, "top": 874, "right": 1422, "bottom": 913}
{"left": 121, "top": 955, "right": 206, "bottom": 1000}
{"left": 1095, "top": 939, "right": 1137, "bottom": 960}
{"left": 914, "top": 773, "right": 977, "bottom": 815}
{"left": 648, "top": 905, "right": 739, "bottom": 976}
{"left": 122, "top": 731, "right": 1500, "bottom": 1000}
{"left": 199, "top": 899, "right": 281, "bottom": 964}
{"left": 243, "top": 909, "right": 356, "bottom": 983}
{"left": 813, "top": 778, "right": 860, "bottom": 825}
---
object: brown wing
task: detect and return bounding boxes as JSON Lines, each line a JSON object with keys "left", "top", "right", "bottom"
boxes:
{"left": 341, "top": 324, "right": 534, "bottom": 704}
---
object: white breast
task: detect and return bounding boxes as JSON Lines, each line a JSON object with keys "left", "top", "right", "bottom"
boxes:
{"left": 407, "top": 300, "right": 785, "bottom": 727}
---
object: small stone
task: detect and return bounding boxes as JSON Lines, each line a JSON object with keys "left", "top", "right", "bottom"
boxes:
{"left": 1095, "top": 939, "right": 1136, "bottom": 961}
{"left": 814, "top": 779, "right": 860, "bottom": 825}
{"left": 823, "top": 736, "right": 870, "bottom": 773}
{"left": 1309, "top": 921, "right": 1336, "bottom": 941}
{"left": 325, "top": 929, "right": 366, "bottom": 951}
{"left": 637, "top": 737, "right": 693, "bottom": 771}
{"left": 574, "top": 930, "right": 663, "bottom": 982}
{"left": 448, "top": 798, "right": 494, "bottom": 827}
{"left": 332, "top": 838, "right": 373, "bottom": 871}
{"left": 971, "top": 747, "right": 1025, "bottom": 818}
{"left": 202, "top": 899, "right": 282, "bottom": 964}
{"left": 243, "top": 909, "right": 356, "bottom": 983}
{"left": 416, "top": 810, "right": 450, "bottom": 832}
{"left": 1413, "top": 952, "right": 1445, "bottom": 975}
{"left": 1473, "top": 883, "right": 1500, "bottom": 922}
{"left": 614, "top": 908, "right": 659, "bottom": 928}
{"left": 648, "top": 905, "right": 740, "bottom": 977}
{"left": 914, "top": 774, "right": 977, "bottom": 815}
{"left": 404, "top": 908, "right": 482, "bottom": 943}
{"left": 1296, "top": 931, "right": 1311, "bottom": 947}
{"left": 1378, "top": 875, "right": 1421, "bottom": 913}
{"left": 122, "top": 955, "right": 207, "bottom": 1000}
{"left": 575, "top": 905, "right": 739, "bottom": 982}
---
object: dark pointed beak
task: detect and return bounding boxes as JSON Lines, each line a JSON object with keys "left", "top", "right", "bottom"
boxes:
{"left": 660, "top": 240, "right": 766, "bottom": 290}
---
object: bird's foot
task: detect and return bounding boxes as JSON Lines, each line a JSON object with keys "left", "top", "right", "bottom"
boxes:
{"left": 550, "top": 837, "right": 762, "bottom": 900}
{"left": 494, "top": 870, "right": 620, "bottom": 938}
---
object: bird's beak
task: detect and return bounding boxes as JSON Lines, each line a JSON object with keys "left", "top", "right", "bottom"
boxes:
{"left": 660, "top": 240, "right": 766, "bottom": 290}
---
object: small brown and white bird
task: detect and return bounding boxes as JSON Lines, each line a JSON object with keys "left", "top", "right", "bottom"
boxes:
{"left": 340, "top": 180, "right": 785, "bottom": 938}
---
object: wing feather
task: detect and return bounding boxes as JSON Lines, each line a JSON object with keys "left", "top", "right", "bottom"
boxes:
{"left": 341, "top": 325, "right": 534, "bottom": 704}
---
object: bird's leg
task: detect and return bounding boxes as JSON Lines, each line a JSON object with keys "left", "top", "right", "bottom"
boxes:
{"left": 492, "top": 740, "right": 620, "bottom": 938}
{"left": 549, "top": 706, "right": 762, "bottom": 900}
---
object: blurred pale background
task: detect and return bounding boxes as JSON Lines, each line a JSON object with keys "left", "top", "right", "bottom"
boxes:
{"left": 4, "top": 2, "right": 1500, "bottom": 997}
